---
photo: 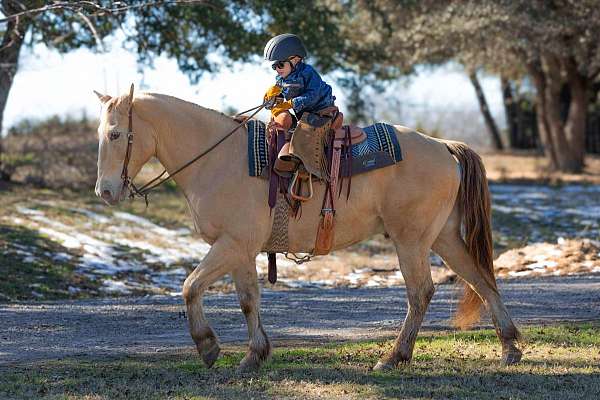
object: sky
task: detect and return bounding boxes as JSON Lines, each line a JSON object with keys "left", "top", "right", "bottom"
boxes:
{"left": 4, "top": 35, "right": 505, "bottom": 145}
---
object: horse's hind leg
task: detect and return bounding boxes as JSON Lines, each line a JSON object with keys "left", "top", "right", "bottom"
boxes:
{"left": 183, "top": 237, "right": 250, "bottom": 368}
{"left": 374, "top": 244, "right": 435, "bottom": 371}
{"left": 432, "top": 219, "right": 522, "bottom": 365}
{"left": 231, "top": 264, "right": 271, "bottom": 372}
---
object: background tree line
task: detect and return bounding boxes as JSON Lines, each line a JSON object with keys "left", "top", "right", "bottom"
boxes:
{"left": 1, "top": 0, "right": 599, "bottom": 181}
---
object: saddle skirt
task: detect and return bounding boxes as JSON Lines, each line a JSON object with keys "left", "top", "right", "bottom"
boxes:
{"left": 247, "top": 120, "right": 403, "bottom": 179}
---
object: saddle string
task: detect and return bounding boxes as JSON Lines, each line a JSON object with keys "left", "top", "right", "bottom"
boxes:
{"left": 125, "top": 100, "right": 270, "bottom": 203}
{"left": 284, "top": 252, "right": 313, "bottom": 265}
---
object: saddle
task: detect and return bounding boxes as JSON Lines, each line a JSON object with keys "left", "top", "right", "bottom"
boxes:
{"left": 265, "top": 107, "right": 368, "bottom": 282}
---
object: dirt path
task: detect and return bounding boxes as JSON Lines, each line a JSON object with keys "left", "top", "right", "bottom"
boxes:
{"left": 1, "top": 275, "right": 599, "bottom": 367}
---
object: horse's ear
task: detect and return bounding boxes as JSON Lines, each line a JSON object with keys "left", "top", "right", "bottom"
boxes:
{"left": 128, "top": 83, "right": 134, "bottom": 104}
{"left": 94, "top": 90, "right": 111, "bottom": 104}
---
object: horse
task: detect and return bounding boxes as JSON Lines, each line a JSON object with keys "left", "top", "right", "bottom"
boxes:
{"left": 93, "top": 87, "right": 522, "bottom": 372}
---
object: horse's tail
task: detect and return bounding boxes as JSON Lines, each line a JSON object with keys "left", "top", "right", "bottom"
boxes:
{"left": 444, "top": 140, "right": 497, "bottom": 330}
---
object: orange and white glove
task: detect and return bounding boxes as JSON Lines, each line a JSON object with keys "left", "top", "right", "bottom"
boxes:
{"left": 271, "top": 100, "right": 293, "bottom": 117}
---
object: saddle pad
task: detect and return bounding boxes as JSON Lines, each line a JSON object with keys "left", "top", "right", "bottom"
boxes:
{"left": 353, "top": 123, "right": 402, "bottom": 162}
{"left": 247, "top": 120, "right": 402, "bottom": 177}
{"left": 247, "top": 119, "right": 269, "bottom": 177}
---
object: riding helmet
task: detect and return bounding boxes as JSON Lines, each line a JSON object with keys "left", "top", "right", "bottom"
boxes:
{"left": 263, "top": 33, "right": 308, "bottom": 61}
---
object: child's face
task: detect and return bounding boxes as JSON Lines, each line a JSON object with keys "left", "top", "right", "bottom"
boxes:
{"left": 274, "top": 61, "right": 293, "bottom": 78}
{"left": 272, "top": 57, "right": 299, "bottom": 79}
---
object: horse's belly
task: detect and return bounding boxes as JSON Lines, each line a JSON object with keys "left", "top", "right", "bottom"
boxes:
{"left": 286, "top": 177, "right": 385, "bottom": 253}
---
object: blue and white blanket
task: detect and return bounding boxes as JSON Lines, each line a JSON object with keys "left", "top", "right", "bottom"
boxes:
{"left": 247, "top": 120, "right": 402, "bottom": 177}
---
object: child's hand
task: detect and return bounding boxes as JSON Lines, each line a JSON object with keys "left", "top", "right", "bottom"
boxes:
{"left": 263, "top": 85, "right": 283, "bottom": 103}
{"left": 271, "top": 100, "right": 293, "bottom": 116}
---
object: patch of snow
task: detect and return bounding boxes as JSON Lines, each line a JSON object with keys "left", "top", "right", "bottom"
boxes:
{"left": 492, "top": 205, "right": 531, "bottom": 214}
{"left": 509, "top": 270, "right": 534, "bottom": 277}
{"left": 68, "top": 286, "right": 81, "bottom": 294}
{"left": 113, "top": 212, "right": 177, "bottom": 237}
{"left": 526, "top": 260, "right": 558, "bottom": 270}
{"left": 52, "top": 252, "right": 72, "bottom": 262}
{"left": 68, "top": 208, "right": 111, "bottom": 223}
{"left": 16, "top": 206, "right": 44, "bottom": 216}
{"left": 101, "top": 279, "right": 131, "bottom": 294}
{"left": 37, "top": 227, "right": 82, "bottom": 248}
{"left": 365, "top": 279, "right": 380, "bottom": 287}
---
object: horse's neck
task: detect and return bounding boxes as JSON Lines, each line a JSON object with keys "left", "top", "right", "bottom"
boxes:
{"left": 137, "top": 94, "right": 242, "bottom": 193}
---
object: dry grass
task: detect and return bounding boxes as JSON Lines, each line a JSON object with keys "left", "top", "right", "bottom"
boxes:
{"left": 483, "top": 151, "right": 600, "bottom": 184}
{"left": 1, "top": 324, "right": 598, "bottom": 400}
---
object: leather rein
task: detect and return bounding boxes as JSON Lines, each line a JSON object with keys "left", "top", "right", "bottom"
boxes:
{"left": 119, "top": 92, "right": 268, "bottom": 206}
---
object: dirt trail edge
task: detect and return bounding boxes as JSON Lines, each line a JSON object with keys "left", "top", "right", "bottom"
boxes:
{"left": 1, "top": 275, "right": 599, "bottom": 366}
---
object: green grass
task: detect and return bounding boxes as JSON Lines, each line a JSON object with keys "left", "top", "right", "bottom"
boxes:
{"left": 0, "top": 223, "right": 101, "bottom": 300}
{"left": 0, "top": 186, "right": 191, "bottom": 301}
{"left": 1, "top": 325, "right": 598, "bottom": 399}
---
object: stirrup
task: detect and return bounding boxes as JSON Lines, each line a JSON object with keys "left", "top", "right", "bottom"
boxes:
{"left": 289, "top": 169, "right": 313, "bottom": 202}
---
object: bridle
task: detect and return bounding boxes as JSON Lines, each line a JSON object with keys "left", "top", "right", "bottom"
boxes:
{"left": 119, "top": 97, "right": 143, "bottom": 200}
{"left": 117, "top": 86, "right": 268, "bottom": 206}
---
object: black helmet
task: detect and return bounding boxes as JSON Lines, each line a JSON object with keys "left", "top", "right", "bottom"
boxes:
{"left": 263, "top": 33, "right": 307, "bottom": 62}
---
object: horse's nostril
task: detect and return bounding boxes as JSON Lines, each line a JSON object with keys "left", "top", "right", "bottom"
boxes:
{"left": 101, "top": 189, "right": 112, "bottom": 200}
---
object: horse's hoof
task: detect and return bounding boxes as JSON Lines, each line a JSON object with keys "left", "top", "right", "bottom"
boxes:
{"left": 502, "top": 348, "right": 522, "bottom": 366}
{"left": 237, "top": 353, "right": 262, "bottom": 373}
{"left": 200, "top": 340, "right": 221, "bottom": 368}
{"left": 373, "top": 360, "right": 395, "bottom": 371}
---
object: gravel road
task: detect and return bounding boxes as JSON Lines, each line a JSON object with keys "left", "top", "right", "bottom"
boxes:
{"left": 1, "top": 275, "right": 599, "bottom": 367}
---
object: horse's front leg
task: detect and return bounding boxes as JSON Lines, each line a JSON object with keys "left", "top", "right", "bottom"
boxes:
{"left": 182, "top": 237, "right": 249, "bottom": 368}
{"left": 231, "top": 264, "right": 271, "bottom": 372}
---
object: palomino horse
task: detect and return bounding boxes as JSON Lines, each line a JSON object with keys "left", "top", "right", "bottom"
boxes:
{"left": 94, "top": 87, "right": 522, "bottom": 372}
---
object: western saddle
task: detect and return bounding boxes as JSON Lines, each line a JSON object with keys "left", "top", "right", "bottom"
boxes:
{"left": 264, "top": 106, "right": 367, "bottom": 283}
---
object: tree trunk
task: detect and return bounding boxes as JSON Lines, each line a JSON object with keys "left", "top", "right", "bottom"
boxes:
{"left": 469, "top": 72, "right": 503, "bottom": 150}
{"left": 528, "top": 61, "right": 559, "bottom": 167}
{"left": 563, "top": 59, "right": 588, "bottom": 171}
{"left": 528, "top": 56, "right": 588, "bottom": 173}
{"left": 501, "top": 77, "right": 519, "bottom": 148}
{"left": 0, "top": 1, "right": 30, "bottom": 180}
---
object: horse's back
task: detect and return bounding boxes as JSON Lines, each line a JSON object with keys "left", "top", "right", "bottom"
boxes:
{"left": 390, "top": 125, "right": 461, "bottom": 189}
{"left": 369, "top": 125, "right": 462, "bottom": 242}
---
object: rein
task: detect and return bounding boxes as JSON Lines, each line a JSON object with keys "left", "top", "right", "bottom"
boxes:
{"left": 120, "top": 92, "right": 268, "bottom": 206}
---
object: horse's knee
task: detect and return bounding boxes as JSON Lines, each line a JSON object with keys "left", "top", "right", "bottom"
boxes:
{"left": 182, "top": 274, "right": 201, "bottom": 304}
{"left": 239, "top": 295, "right": 256, "bottom": 317}
{"left": 406, "top": 282, "right": 435, "bottom": 313}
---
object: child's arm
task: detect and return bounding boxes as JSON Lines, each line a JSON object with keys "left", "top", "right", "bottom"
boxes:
{"left": 291, "top": 65, "right": 325, "bottom": 113}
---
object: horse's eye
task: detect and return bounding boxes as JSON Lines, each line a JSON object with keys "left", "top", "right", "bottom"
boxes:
{"left": 109, "top": 131, "right": 121, "bottom": 141}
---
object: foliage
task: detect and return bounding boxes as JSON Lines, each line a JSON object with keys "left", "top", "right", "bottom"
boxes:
{"left": 2, "top": 114, "right": 98, "bottom": 187}
{"left": 345, "top": 0, "right": 600, "bottom": 172}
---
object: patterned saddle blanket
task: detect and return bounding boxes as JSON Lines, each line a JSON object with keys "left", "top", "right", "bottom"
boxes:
{"left": 247, "top": 120, "right": 402, "bottom": 178}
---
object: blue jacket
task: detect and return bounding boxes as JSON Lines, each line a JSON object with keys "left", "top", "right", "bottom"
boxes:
{"left": 276, "top": 62, "right": 335, "bottom": 118}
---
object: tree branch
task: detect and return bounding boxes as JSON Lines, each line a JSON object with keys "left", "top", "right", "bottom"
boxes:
{"left": 0, "top": 0, "right": 213, "bottom": 24}
{"left": 76, "top": 11, "right": 105, "bottom": 52}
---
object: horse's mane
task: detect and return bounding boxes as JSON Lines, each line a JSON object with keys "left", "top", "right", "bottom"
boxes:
{"left": 133, "top": 92, "right": 236, "bottom": 122}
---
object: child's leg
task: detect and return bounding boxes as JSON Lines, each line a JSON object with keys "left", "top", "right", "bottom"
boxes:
{"left": 274, "top": 111, "right": 293, "bottom": 131}
{"left": 273, "top": 111, "right": 297, "bottom": 174}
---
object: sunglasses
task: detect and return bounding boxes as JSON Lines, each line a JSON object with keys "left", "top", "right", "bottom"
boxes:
{"left": 271, "top": 60, "right": 288, "bottom": 70}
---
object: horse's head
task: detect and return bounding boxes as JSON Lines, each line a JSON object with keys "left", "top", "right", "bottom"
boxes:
{"left": 94, "top": 85, "right": 156, "bottom": 205}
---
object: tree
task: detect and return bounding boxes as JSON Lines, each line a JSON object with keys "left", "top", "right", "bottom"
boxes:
{"left": 0, "top": 0, "right": 349, "bottom": 180}
{"left": 470, "top": 71, "right": 503, "bottom": 150}
{"left": 347, "top": 0, "right": 600, "bottom": 172}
